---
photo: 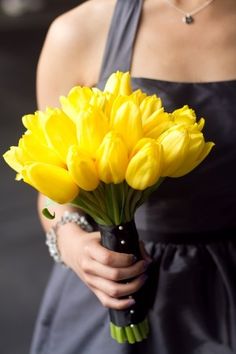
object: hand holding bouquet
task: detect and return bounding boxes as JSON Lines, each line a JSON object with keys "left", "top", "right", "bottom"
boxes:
{"left": 3, "top": 71, "right": 214, "bottom": 343}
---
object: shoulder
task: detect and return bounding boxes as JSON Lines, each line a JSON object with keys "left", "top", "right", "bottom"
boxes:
{"left": 37, "top": 0, "right": 116, "bottom": 108}
{"left": 48, "top": 0, "right": 116, "bottom": 46}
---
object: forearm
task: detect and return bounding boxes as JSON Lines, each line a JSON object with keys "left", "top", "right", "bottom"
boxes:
{"left": 37, "top": 193, "right": 86, "bottom": 234}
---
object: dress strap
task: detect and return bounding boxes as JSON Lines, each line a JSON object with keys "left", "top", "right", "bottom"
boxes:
{"left": 98, "top": 0, "right": 143, "bottom": 83}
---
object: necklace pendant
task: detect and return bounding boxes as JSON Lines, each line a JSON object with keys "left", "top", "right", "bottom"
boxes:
{"left": 183, "top": 14, "right": 194, "bottom": 24}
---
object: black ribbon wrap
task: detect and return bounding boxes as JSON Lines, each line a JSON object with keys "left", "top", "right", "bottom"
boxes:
{"left": 98, "top": 220, "right": 150, "bottom": 327}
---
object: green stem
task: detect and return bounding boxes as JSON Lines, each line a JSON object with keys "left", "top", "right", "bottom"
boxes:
{"left": 72, "top": 196, "right": 112, "bottom": 225}
{"left": 110, "top": 322, "right": 116, "bottom": 341}
{"left": 124, "top": 186, "right": 135, "bottom": 221}
{"left": 118, "top": 182, "right": 126, "bottom": 223}
{"left": 132, "top": 324, "right": 143, "bottom": 342}
{"left": 124, "top": 326, "right": 136, "bottom": 344}
{"left": 110, "top": 184, "right": 121, "bottom": 225}
{"left": 90, "top": 189, "right": 107, "bottom": 213}
{"left": 115, "top": 326, "right": 126, "bottom": 344}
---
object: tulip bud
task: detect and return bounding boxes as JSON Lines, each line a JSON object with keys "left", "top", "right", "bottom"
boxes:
{"left": 104, "top": 71, "right": 132, "bottom": 96}
{"left": 76, "top": 106, "right": 109, "bottom": 159}
{"left": 60, "top": 86, "right": 93, "bottom": 122}
{"left": 143, "top": 108, "right": 173, "bottom": 139}
{"left": 20, "top": 132, "right": 64, "bottom": 167}
{"left": 171, "top": 133, "right": 215, "bottom": 177}
{"left": 21, "top": 163, "right": 79, "bottom": 204}
{"left": 22, "top": 111, "right": 47, "bottom": 144}
{"left": 126, "top": 140, "right": 162, "bottom": 190}
{"left": 3, "top": 146, "right": 25, "bottom": 175}
{"left": 67, "top": 146, "right": 99, "bottom": 191}
{"left": 130, "top": 89, "right": 147, "bottom": 105}
{"left": 96, "top": 131, "right": 129, "bottom": 184}
{"left": 157, "top": 126, "right": 190, "bottom": 176}
{"left": 140, "top": 95, "right": 162, "bottom": 121}
{"left": 43, "top": 108, "right": 77, "bottom": 162}
{"left": 110, "top": 100, "right": 143, "bottom": 153}
{"left": 172, "top": 105, "right": 196, "bottom": 125}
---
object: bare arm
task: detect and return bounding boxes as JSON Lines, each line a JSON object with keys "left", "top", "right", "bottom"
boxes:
{"left": 36, "top": 1, "right": 150, "bottom": 310}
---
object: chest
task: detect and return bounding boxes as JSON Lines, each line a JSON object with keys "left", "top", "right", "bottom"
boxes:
{"left": 131, "top": 6, "right": 236, "bottom": 82}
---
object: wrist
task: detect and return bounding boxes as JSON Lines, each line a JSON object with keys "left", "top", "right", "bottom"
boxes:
{"left": 45, "top": 211, "right": 93, "bottom": 267}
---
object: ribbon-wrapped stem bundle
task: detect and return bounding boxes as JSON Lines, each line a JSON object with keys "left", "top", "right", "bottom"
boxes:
{"left": 3, "top": 71, "right": 214, "bottom": 344}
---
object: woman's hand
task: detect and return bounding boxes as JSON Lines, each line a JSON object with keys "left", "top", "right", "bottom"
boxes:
{"left": 57, "top": 224, "right": 152, "bottom": 310}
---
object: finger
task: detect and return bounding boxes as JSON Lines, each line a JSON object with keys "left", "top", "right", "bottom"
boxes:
{"left": 81, "top": 257, "right": 148, "bottom": 281}
{"left": 87, "top": 241, "right": 136, "bottom": 267}
{"left": 85, "top": 273, "right": 148, "bottom": 299}
{"left": 139, "top": 240, "right": 152, "bottom": 263}
{"left": 91, "top": 288, "right": 136, "bottom": 310}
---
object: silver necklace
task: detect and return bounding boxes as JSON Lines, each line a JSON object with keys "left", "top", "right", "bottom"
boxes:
{"left": 165, "top": 0, "right": 215, "bottom": 24}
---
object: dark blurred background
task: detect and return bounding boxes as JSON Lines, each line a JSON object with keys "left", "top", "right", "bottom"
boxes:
{"left": 0, "top": 1, "right": 85, "bottom": 353}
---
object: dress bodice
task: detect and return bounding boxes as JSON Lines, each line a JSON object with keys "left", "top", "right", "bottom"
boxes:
{"left": 97, "top": 0, "right": 236, "bottom": 238}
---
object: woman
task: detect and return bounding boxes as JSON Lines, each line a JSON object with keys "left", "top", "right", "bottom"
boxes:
{"left": 30, "top": 0, "right": 236, "bottom": 353}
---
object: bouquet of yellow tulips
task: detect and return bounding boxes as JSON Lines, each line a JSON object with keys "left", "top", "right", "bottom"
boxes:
{"left": 3, "top": 71, "right": 214, "bottom": 344}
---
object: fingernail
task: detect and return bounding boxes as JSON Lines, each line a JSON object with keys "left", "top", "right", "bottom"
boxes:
{"left": 132, "top": 255, "right": 137, "bottom": 263}
{"left": 128, "top": 298, "right": 136, "bottom": 306}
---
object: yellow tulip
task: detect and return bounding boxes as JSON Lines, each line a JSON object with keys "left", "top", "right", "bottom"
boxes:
{"left": 3, "top": 130, "right": 64, "bottom": 179}
{"left": 171, "top": 132, "right": 215, "bottom": 177}
{"left": 172, "top": 105, "right": 196, "bottom": 125}
{"left": 140, "top": 95, "right": 162, "bottom": 121}
{"left": 3, "top": 146, "right": 26, "bottom": 175}
{"left": 60, "top": 86, "right": 93, "bottom": 122}
{"left": 130, "top": 89, "right": 147, "bottom": 105}
{"left": 67, "top": 145, "right": 99, "bottom": 191}
{"left": 157, "top": 126, "right": 190, "bottom": 176}
{"left": 21, "top": 132, "right": 64, "bottom": 165}
{"left": 76, "top": 105, "right": 109, "bottom": 158}
{"left": 158, "top": 123, "right": 215, "bottom": 177}
{"left": 110, "top": 99, "right": 143, "bottom": 152}
{"left": 43, "top": 108, "right": 77, "bottom": 162}
{"left": 96, "top": 131, "right": 129, "bottom": 183}
{"left": 22, "top": 111, "right": 48, "bottom": 145}
{"left": 21, "top": 163, "right": 79, "bottom": 204}
{"left": 126, "top": 139, "right": 162, "bottom": 190}
{"left": 143, "top": 108, "right": 173, "bottom": 139}
{"left": 104, "top": 71, "right": 132, "bottom": 96}
{"left": 129, "top": 137, "right": 154, "bottom": 158}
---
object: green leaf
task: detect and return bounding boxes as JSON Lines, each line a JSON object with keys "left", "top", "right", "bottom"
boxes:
{"left": 42, "top": 208, "right": 55, "bottom": 220}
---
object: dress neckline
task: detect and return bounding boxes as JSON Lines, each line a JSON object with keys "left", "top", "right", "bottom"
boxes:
{"left": 131, "top": 76, "right": 236, "bottom": 86}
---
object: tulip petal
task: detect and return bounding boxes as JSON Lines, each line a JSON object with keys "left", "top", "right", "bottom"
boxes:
{"left": 96, "top": 131, "right": 129, "bottom": 184}
{"left": 172, "top": 142, "right": 215, "bottom": 177}
{"left": 60, "top": 86, "right": 93, "bottom": 122}
{"left": 3, "top": 146, "right": 25, "bottom": 173}
{"left": 104, "top": 71, "right": 132, "bottom": 96}
{"left": 20, "top": 132, "right": 64, "bottom": 167}
{"left": 67, "top": 145, "right": 99, "bottom": 191}
{"left": 172, "top": 105, "right": 196, "bottom": 125}
{"left": 140, "top": 95, "right": 162, "bottom": 121}
{"left": 111, "top": 100, "right": 143, "bottom": 152}
{"left": 126, "top": 141, "right": 162, "bottom": 190}
{"left": 22, "top": 111, "right": 48, "bottom": 145}
{"left": 44, "top": 108, "right": 77, "bottom": 161}
{"left": 22, "top": 163, "right": 79, "bottom": 203}
{"left": 143, "top": 109, "right": 173, "bottom": 139}
{"left": 158, "top": 127, "right": 190, "bottom": 176}
{"left": 76, "top": 106, "right": 109, "bottom": 158}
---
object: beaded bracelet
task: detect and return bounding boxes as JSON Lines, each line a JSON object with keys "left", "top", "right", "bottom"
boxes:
{"left": 45, "top": 211, "right": 93, "bottom": 266}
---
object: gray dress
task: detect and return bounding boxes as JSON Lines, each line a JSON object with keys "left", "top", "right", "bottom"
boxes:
{"left": 30, "top": 1, "right": 236, "bottom": 353}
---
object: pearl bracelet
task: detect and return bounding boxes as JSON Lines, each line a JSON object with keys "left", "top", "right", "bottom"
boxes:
{"left": 45, "top": 211, "right": 93, "bottom": 266}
